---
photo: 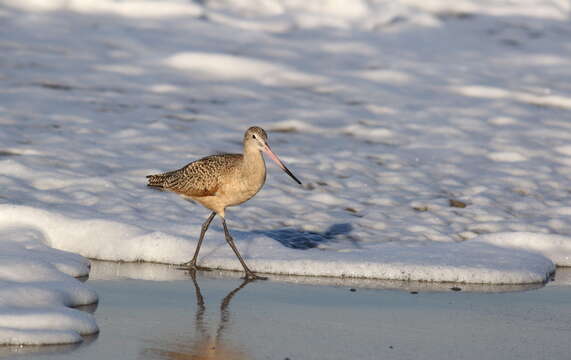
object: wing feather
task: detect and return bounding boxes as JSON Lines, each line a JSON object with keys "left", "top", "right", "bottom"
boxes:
{"left": 147, "top": 154, "right": 241, "bottom": 197}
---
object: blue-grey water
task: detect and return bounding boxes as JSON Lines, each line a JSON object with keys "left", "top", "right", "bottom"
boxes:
{"left": 3, "top": 262, "right": 570, "bottom": 360}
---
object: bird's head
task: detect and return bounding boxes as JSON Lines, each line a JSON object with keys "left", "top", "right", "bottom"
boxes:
{"left": 243, "top": 126, "right": 302, "bottom": 185}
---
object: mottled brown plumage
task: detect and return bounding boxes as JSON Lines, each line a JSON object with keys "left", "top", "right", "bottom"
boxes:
{"left": 146, "top": 126, "right": 301, "bottom": 280}
{"left": 147, "top": 154, "right": 241, "bottom": 198}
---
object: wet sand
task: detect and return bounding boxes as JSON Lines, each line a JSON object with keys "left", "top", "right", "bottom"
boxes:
{"left": 3, "top": 262, "right": 571, "bottom": 360}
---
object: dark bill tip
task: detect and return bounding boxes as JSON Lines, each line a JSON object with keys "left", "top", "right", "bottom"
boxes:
{"left": 283, "top": 166, "right": 302, "bottom": 185}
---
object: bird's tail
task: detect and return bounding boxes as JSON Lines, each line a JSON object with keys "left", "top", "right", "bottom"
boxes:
{"left": 146, "top": 172, "right": 171, "bottom": 188}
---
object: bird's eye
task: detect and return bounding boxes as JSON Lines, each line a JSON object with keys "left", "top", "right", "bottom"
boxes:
{"left": 252, "top": 135, "right": 256, "bottom": 139}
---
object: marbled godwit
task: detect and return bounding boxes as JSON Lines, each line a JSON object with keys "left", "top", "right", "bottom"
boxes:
{"left": 147, "top": 126, "right": 302, "bottom": 280}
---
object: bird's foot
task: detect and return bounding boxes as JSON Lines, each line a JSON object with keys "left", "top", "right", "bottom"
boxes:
{"left": 179, "top": 261, "right": 211, "bottom": 272}
{"left": 244, "top": 272, "right": 268, "bottom": 281}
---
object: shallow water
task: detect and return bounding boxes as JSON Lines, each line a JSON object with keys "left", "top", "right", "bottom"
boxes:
{"left": 3, "top": 262, "right": 570, "bottom": 360}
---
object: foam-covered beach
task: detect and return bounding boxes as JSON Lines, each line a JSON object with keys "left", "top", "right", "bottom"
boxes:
{"left": 1, "top": 0, "right": 571, "bottom": 346}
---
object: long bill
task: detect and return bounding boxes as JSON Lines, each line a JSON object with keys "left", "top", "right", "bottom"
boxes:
{"left": 262, "top": 143, "right": 302, "bottom": 185}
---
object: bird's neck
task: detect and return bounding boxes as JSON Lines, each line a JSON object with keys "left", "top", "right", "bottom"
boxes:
{"left": 242, "top": 146, "right": 266, "bottom": 176}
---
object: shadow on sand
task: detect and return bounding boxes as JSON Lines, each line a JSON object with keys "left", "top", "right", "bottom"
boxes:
{"left": 253, "top": 223, "right": 353, "bottom": 249}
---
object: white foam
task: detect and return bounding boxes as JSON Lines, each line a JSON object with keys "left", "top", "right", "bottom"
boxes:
{"left": 475, "top": 232, "right": 571, "bottom": 267}
{"left": 487, "top": 152, "right": 527, "bottom": 162}
{"left": 165, "top": 52, "right": 325, "bottom": 86}
{"left": 0, "top": 205, "right": 557, "bottom": 285}
{"left": 0, "top": 227, "right": 98, "bottom": 345}
{"left": 453, "top": 85, "right": 571, "bottom": 110}
{"left": 1, "top": 0, "right": 203, "bottom": 18}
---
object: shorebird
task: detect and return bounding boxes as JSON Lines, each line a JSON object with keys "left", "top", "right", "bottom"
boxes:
{"left": 147, "top": 126, "right": 302, "bottom": 280}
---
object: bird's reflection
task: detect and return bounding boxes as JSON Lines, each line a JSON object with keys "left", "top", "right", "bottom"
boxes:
{"left": 142, "top": 270, "right": 252, "bottom": 360}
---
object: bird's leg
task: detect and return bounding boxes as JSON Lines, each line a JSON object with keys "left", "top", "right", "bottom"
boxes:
{"left": 183, "top": 212, "right": 216, "bottom": 269}
{"left": 221, "top": 218, "right": 268, "bottom": 281}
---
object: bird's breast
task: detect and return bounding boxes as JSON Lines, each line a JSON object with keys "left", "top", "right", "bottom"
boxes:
{"left": 220, "top": 163, "right": 266, "bottom": 207}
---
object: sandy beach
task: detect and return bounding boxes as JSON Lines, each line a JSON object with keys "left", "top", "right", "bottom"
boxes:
{"left": 3, "top": 261, "right": 570, "bottom": 360}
